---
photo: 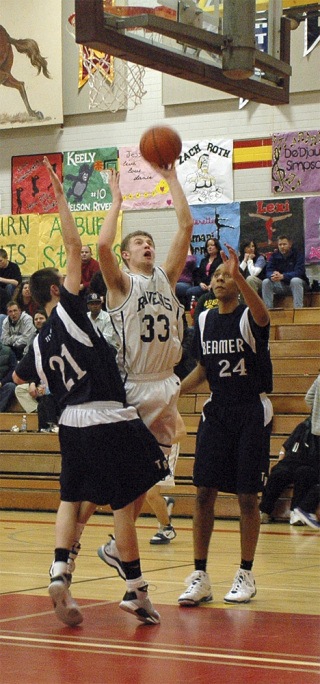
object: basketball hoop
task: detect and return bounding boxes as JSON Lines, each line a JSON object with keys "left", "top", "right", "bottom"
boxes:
{"left": 68, "top": 13, "right": 147, "bottom": 112}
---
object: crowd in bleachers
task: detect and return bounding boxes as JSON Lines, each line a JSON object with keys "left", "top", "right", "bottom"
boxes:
{"left": 0, "top": 233, "right": 319, "bottom": 530}
{"left": 175, "top": 234, "right": 320, "bottom": 314}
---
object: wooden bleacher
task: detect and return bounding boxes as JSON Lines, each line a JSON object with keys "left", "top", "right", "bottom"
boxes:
{"left": 0, "top": 302, "right": 319, "bottom": 519}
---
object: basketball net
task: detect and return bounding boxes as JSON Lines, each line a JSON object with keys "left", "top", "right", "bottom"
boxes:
{"left": 68, "top": 14, "right": 147, "bottom": 112}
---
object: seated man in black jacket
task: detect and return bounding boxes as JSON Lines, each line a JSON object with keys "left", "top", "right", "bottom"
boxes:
{"left": 260, "top": 417, "right": 319, "bottom": 524}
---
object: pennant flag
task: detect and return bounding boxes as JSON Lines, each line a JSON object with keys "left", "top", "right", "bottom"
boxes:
{"left": 78, "top": 47, "right": 114, "bottom": 89}
{"left": 304, "top": 11, "right": 320, "bottom": 56}
{"left": 233, "top": 139, "right": 272, "bottom": 170}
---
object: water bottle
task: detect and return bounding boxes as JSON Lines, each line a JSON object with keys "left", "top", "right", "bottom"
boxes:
{"left": 20, "top": 414, "right": 27, "bottom": 433}
{"left": 190, "top": 296, "right": 196, "bottom": 318}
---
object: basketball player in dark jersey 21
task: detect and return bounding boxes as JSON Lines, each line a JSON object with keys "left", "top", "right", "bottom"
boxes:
{"left": 13, "top": 158, "right": 169, "bottom": 628}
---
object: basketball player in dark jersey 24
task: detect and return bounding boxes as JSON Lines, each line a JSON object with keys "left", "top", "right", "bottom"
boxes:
{"left": 177, "top": 244, "right": 273, "bottom": 607}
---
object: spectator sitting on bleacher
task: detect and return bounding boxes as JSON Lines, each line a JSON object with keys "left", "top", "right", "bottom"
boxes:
{"left": 262, "top": 235, "right": 309, "bottom": 309}
{"left": 184, "top": 238, "right": 222, "bottom": 309}
{"left": 14, "top": 308, "right": 60, "bottom": 431}
{"left": 15, "top": 309, "right": 48, "bottom": 414}
{"left": 175, "top": 244, "right": 197, "bottom": 309}
{"left": 36, "top": 382, "right": 60, "bottom": 433}
{"left": 293, "top": 374, "right": 320, "bottom": 530}
{"left": 0, "top": 248, "right": 22, "bottom": 314}
{"left": 17, "top": 378, "right": 60, "bottom": 433}
{"left": 19, "top": 379, "right": 60, "bottom": 432}
{"left": 89, "top": 270, "right": 107, "bottom": 308}
{"left": 0, "top": 339, "right": 17, "bottom": 411}
{"left": 260, "top": 375, "right": 320, "bottom": 525}
{"left": 193, "top": 273, "right": 219, "bottom": 327}
{"left": 239, "top": 239, "right": 266, "bottom": 296}
{"left": 80, "top": 245, "right": 100, "bottom": 297}
{"left": 86, "top": 292, "right": 117, "bottom": 350}
{"left": 1, "top": 301, "right": 36, "bottom": 361}
{"left": 13, "top": 280, "right": 38, "bottom": 318}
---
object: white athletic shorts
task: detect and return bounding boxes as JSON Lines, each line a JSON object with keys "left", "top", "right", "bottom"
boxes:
{"left": 125, "top": 371, "right": 181, "bottom": 486}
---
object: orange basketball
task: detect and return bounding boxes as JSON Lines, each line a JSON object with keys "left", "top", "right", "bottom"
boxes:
{"left": 139, "top": 126, "right": 182, "bottom": 167}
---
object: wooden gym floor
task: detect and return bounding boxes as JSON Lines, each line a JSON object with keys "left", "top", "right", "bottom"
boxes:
{"left": 0, "top": 510, "right": 319, "bottom": 683}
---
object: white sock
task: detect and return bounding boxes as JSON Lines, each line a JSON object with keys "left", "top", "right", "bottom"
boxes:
{"left": 51, "top": 561, "right": 68, "bottom": 578}
{"left": 126, "top": 577, "right": 146, "bottom": 592}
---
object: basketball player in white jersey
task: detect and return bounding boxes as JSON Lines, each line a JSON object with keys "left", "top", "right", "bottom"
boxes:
{"left": 97, "top": 164, "right": 193, "bottom": 560}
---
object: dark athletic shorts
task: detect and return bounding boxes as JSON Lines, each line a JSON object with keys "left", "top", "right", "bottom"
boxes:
{"left": 59, "top": 419, "right": 169, "bottom": 509}
{"left": 193, "top": 399, "right": 271, "bottom": 494}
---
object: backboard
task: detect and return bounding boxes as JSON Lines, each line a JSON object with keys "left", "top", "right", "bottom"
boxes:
{"left": 74, "top": 0, "right": 295, "bottom": 105}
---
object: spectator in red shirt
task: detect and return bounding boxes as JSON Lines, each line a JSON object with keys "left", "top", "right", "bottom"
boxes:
{"left": 80, "top": 245, "right": 100, "bottom": 297}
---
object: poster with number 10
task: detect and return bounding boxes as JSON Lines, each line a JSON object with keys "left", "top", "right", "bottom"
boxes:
{"left": 63, "top": 147, "right": 118, "bottom": 212}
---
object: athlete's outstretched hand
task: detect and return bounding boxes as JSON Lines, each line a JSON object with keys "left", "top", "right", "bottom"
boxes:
{"left": 43, "top": 156, "right": 63, "bottom": 199}
{"left": 107, "top": 168, "right": 122, "bottom": 204}
{"left": 221, "top": 243, "right": 240, "bottom": 279}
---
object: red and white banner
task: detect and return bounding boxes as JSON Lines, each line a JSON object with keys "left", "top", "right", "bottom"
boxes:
{"left": 11, "top": 153, "right": 63, "bottom": 214}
